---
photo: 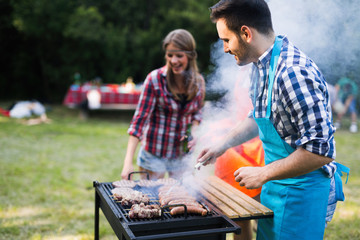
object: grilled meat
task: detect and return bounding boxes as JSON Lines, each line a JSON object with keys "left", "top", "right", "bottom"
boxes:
{"left": 111, "top": 188, "right": 150, "bottom": 205}
{"left": 170, "top": 206, "right": 208, "bottom": 216}
{"left": 129, "top": 203, "right": 162, "bottom": 219}
{"left": 112, "top": 180, "right": 136, "bottom": 188}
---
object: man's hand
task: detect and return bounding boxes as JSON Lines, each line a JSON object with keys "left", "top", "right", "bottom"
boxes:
{"left": 196, "top": 146, "right": 226, "bottom": 168}
{"left": 233, "top": 148, "right": 334, "bottom": 188}
{"left": 234, "top": 166, "right": 268, "bottom": 189}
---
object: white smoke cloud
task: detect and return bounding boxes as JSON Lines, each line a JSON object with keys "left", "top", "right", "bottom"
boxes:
{"left": 187, "top": 0, "right": 360, "bottom": 175}
{"left": 201, "top": 40, "right": 253, "bottom": 133}
{"left": 268, "top": 0, "right": 360, "bottom": 83}
{"left": 187, "top": 41, "right": 253, "bottom": 177}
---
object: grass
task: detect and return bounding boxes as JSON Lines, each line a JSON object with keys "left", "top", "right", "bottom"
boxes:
{"left": 0, "top": 103, "right": 359, "bottom": 239}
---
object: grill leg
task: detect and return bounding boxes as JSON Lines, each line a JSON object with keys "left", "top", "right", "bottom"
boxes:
{"left": 95, "top": 191, "right": 100, "bottom": 240}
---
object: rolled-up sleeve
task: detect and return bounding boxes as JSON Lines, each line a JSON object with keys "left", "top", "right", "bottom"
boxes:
{"left": 279, "top": 66, "right": 336, "bottom": 159}
{"left": 127, "top": 74, "right": 156, "bottom": 140}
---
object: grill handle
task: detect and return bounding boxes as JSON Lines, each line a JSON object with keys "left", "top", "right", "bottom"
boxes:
{"left": 162, "top": 204, "right": 188, "bottom": 218}
{"left": 127, "top": 171, "right": 150, "bottom": 180}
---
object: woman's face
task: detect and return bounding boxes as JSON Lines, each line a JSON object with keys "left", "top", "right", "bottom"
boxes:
{"left": 165, "top": 43, "right": 189, "bottom": 76}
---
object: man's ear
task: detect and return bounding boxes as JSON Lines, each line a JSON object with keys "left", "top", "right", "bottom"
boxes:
{"left": 240, "top": 25, "right": 252, "bottom": 43}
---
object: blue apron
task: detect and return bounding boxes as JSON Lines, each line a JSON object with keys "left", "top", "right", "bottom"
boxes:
{"left": 254, "top": 37, "right": 349, "bottom": 240}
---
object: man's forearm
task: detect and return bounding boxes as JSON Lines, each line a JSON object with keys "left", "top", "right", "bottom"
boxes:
{"left": 221, "top": 117, "right": 258, "bottom": 152}
{"left": 263, "top": 147, "right": 333, "bottom": 181}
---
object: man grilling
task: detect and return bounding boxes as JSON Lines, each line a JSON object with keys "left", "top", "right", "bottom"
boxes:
{"left": 196, "top": 0, "right": 349, "bottom": 239}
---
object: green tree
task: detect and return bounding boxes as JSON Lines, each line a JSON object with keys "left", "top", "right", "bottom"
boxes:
{"left": 2, "top": 0, "right": 219, "bottom": 102}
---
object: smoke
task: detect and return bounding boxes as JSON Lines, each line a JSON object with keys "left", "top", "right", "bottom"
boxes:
{"left": 268, "top": 0, "right": 360, "bottom": 83}
{"left": 201, "top": 40, "right": 251, "bottom": 127}
{"left": 187, "top": 41, "right": 253, "bottom": 178}
{"left": 194, "top": 0, "right": 360, "bottom": 144}
{"left": 199, "top": 40, "right": 253, "bottom": 141}
{"left": 185, "top": 0, "right": 360, "bottom": 177}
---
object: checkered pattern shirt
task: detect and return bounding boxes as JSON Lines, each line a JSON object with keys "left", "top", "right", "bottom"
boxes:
{"left": 249, "top": 35, "right": 336, "bottom": 177}
{"left": 128, "top": 66, "right": 204, "bottom": 158}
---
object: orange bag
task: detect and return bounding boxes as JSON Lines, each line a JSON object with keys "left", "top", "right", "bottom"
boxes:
{"left": 215, "top": 137, "right": 264, "bottom": 197}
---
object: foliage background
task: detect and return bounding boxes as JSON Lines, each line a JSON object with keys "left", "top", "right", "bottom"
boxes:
{"left": 0, "top": 0, "right": 360, "bottom": 104}
{"left": 0, "top": 0, "right": 219, "bottom": 102}
{"left": 2, "top": 0, "right": 360, "bottom": 105}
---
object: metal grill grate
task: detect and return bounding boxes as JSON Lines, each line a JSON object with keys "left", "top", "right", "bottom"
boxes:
{"left": 94, "top": 180, "right": 241, "bottom": 240}
{"left": 102, "top": 182, "right": 218, "bottom": 223}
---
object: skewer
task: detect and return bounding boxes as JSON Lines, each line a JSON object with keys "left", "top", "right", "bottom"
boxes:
{"left": 114, "top": 199, "right": 159, "bottom": 203}
{"left": 110, "top": 193, "right": 155, "bottom": 197}
{"left": 124, "top": 212, "right": 170, "bottom": 215}
{"left": 123, "top": 207, "right": 161, "bottom": 210}
{"left": 124, "top": 208, "right": 163, "bottom": 211}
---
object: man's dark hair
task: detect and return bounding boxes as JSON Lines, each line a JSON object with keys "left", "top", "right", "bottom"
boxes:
{"left": 210, "top": 0, "right": 274, "bottom": 36}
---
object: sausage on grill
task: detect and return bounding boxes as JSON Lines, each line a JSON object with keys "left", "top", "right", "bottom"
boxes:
{"left": 170, "top": 206, "right": 208, "bottom": 216}
{"left": 167, "top": 200, "right": 203, "bottom": 208}
{"left": 156, "top": 178, "right": 179, "bottom": 186}
{"left": 160, "top": 196, "right": 197, "bottom": 206}
{"left": 158, "top": 190, "right": 190, "bottom": 198}
{"left": 112, "top": 180, "right": 136, "bottom": 188}
{"left": 158, "top": 187, "right": 190, "bottom": 196}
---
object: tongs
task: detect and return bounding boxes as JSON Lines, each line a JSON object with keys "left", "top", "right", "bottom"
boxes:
{"left": 194, "top": 157, "right": 212, "bottom": 170}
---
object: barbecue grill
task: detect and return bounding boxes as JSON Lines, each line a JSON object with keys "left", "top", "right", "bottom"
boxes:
{"left": 93, "top": 180, "right": 241, "bottom": 240}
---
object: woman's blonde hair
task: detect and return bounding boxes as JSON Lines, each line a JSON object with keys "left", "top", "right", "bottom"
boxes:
{"left": 162, "top": 29, "right": 203, "bottom": 101}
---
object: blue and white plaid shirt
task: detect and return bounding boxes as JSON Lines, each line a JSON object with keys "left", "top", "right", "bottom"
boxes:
{"left": 249, "top": 35, "right": 336, "bottom": 177}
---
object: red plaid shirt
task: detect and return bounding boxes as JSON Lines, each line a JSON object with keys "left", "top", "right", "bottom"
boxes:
{"left": 128, "top": 66, "right": 204, "bottom": 158}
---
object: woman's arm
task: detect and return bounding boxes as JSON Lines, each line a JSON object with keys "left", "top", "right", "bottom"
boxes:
{"left": 122, "top": 72, "right": 157, "bottom": 179}
{"left": 121, "top": 135, "right": 140, "bottom": 179}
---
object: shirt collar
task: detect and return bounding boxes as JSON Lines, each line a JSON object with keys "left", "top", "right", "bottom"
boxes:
{"left": 159, "top": 65, "right": 173, "bottom": 97}
{"left": 256, "top": 35, "right": 286, "bottom": 69}
{"left": 160, "top": 65, "right": 167, "bottom": 77}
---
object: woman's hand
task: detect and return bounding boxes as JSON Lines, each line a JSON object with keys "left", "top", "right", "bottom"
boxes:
{"left": 121, "top": 163, "right": 134, "bottom": 180}
{"left": 188, "top": 138, "right": 196, "bottom": 151}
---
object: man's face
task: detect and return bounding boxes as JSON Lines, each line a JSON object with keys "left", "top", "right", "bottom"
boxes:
{"left": 216, "top": 18, "right": 251, "bottom": 66}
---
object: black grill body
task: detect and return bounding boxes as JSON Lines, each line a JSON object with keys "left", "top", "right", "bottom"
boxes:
{"left": 93, "top": 181, "right": 241, "bottom": 240}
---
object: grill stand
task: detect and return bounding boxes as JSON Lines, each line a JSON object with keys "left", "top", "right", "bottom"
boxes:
{"left": 95, "top": 189, "right": 99, "bottom": 239}
{"left": 93, "top": 180, "right": 241, "bottom": 240}
{"left": 94, "top": 181, "right": 129, "bottom": 239}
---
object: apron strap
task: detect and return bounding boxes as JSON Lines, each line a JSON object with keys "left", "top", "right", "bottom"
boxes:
{"left": 253, "top": 36, "right": 283, "bottom": 117}
{"left": 334, "top": 162, "right": 349, "bottom": 202}
{"left": 265, "top": 36, "right": 282, "bottom": 118}
{"left": 335, "top": 162, "right": 350, "bottom": 184}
